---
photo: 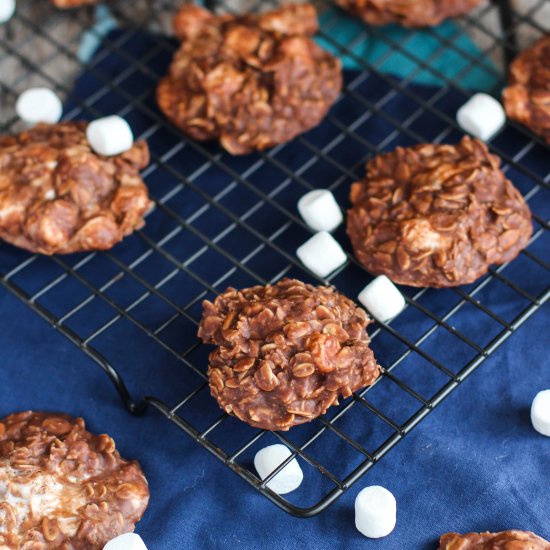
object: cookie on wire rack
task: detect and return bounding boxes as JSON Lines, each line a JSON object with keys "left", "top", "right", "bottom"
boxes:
{"left": 0, "top": 411, "right": 149, "bottom": 549}
{"left": 157, "top": 3, "right": 342, "bottom": 155}
{"left": 51, "top": 0, "right": 97, "bottom": 8}
{"left": 503, "top": 35, "right": 550, "bottom": 145}
{"left": 199, "top": 278, "right": 380, "bottom": 431}
{"left": 346, "top": 136, "right": 532, "bottom": 287}
{"left": 335, "top": 0, "right": 483, "bottom": 28}
{"left": 0, "top": 122, "right": 152, "bottom": 255}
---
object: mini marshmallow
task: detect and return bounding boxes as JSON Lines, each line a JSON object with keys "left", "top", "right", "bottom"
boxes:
{"left": 358, "top": 275, "right": 406, "bottom": 323}
{"left": 16, "top": 88, "right": 63, "bottom": 126}
{"left": 297, "top": 189, "right": 343, "bottom": 232}
{"left": 103, "top": 533, "right": 148, "bottom": 550}
{"left": 86, "top": 115, "right": 134, "bottom": 156}
{"left": 456, "top": 93, "right": 506, "bottom": 141}
{"left": 296, "top": 231, "right": 347, "bottom": 278}
{"left": 355, "top": 485, "right": 397, "bottom": 539}
{"left": 531, "top": 389, "right": 550, "bottom": 437}
{"left": 44, "top": 189, "right": 56, "bottom": 201}
{"left": 0, "top": 0, "right": 15, "bottom": 23}
{"left": 254, "top": 444, "right": 303, "bottom": 495}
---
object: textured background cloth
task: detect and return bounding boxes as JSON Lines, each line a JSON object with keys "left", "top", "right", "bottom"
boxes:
{"left": 0, "top": 21, "right": 548, "bottom": 550}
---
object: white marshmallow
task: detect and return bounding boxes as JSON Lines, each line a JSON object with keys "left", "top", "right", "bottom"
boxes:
{"left": 16, "top": 88, "right": 63, "bottom": 126}
{"left": 355, "top": 485, "right": 397, "bottom": 539}
{"left": 297, "top": 189, "right": 343, "bottom": 232}
{"left": 358, "top": 275, "right": 405, "bottom": 323}
{"left": 0, "top": 0, "right": 15, "bottom": 23}
{"left": 456, "top": 93, "right": 506, "bottom": 141}
{"left": 103, "top": 533, "right": 148, "bottom": 550}
{"left": 531, "top": 390, "right": 550, "bottom": 437}
{"left": 86, "top": 115, "right": 134, "bottom": 156}
{"left": 254, "top": 444, "right": 303, "bottom": 495}
{"left": 296, "top": 231, "right": 347, "bottom": 278}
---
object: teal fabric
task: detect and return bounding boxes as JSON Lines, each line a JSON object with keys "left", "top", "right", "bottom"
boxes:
{"left": 77, "top": 4, "right": 502, "bottom": 92}
{"left": 77, "top": 5, "right": 118, "bottom": 63}
{"left": 317, "top": 8, "right": 502, "bottom": 91}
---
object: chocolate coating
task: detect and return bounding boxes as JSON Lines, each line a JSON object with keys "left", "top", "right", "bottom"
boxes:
{"left": 346, "top": 137, "right": 532, "bottom": 288}
{"left": 335, "top": 0, "right": 483, "bottom": 27}
{"left": 439, "top": 530, "right": 550, "bottom": 549}
{"left": 503, "top": 35, "right": 550, "bottom": 145}
{"left": 199, "top": 278, "right": 380, "bottom": 431}
{"left": 157, "top": 4, "right": 342, "bottom": 155}
{"left": 0, "top": 411, "right": 149, "bottom": 549}
{"left": 0, "top": 122, "right": 152, "bottom": 255}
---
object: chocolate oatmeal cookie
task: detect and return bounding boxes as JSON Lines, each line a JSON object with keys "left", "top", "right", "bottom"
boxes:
{"left": 503, "top": 35, "right": 550, "bottom": 145}
{"left": 347, "top": 136, "right": 532, "bottom": 287}
{"left": 157, "top": 4, "right": 342, "bottom": 155}
{"left": 439, "top": 530, "right": 550, "bottom": 549}
{"left": 51, "top": 0, "right": 97, "bottom": 8}
{"left": 0, "top": 122, "right": 152, "bottom": 255}
{"left": 0, "top": 411, "right": 149, "bottom": 549}
{"left": 199, "top": 278, "right": 380, "bottom": 431}
{"left": 335, "top": 0, "right": 483, "bottom": 27}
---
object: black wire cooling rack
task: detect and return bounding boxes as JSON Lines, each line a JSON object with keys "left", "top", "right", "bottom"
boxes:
{"left": 0, "top": 0, "right": 549, "bottom": 517}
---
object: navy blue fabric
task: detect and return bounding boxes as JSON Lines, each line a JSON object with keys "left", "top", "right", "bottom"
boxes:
{"left": 0, "top": 285, "right": 548, "bottom": 549}
{"left": 0, "top": 30, "right": 548, "bottom": 549}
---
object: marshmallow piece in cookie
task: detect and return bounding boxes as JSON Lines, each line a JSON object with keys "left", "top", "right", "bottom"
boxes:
{"left": 103, "top": 533, "right": 148, "bottom": 550}
{"left": 0, "top": 0, "right": 15, "bottom": 23}
{"left": 456, "top": 93, "right": 506, "bottom": 141}
{"left": 86, "top": 115, "right": 134, "bottom": 156}
{"left": 296, "top": 231, "right": 347, "bottom": 278}
{"left": 358, "top": 275, "right": 406, "bottom": 323}
{"left": 298, "top": 189, "right": 343, "bottom": 232}
{"left": 16, "top": 88, "right": 63, "bottom": 125}
{"left": 254, "top": 444, "right": 303, "bottom": 495}
{"left": 355, "top": 485, "right": 397, "bottom": 539}
{"left": 531, "top": 389, "right": 550, "bottom": 437}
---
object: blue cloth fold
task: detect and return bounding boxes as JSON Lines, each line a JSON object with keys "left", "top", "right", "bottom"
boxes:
{"left": 0, "top": 29, "right": 548, "bottom": 550}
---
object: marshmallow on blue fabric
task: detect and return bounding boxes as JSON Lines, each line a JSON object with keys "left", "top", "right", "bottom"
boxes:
{"left": 86, "top": 115, "right": 134, "bottom": 156}
{"left": 531, "top": 390, "right": 550, "bottom": 437}
{"left": 297, "top": 189, "right": 343, "bottom": 232}
{"left": 355, "top": 485, "right": 397, "bottom": 539}
{"left": 254, "top": 444, "right": 303, "bottom": 495}
{"left": 0, "top": 0, "right": 15, "bottom": 23}
{"left": 103, "top": 533, "right": 148, "bottom": 550}
{"left": 16, "top": 88, "right": 63, "bottom": 126}
{"left": 456, "top": 93, "right": 506, "bottom": 141}
{"left": 296, "top": 231, "right": 347, "bottom": 278}
{"left": 358, "top": 275, "right": 406, "bottom": 323}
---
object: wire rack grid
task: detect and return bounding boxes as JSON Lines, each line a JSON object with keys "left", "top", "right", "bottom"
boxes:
{"left": 0, "top": 0, "right": 548, "bottom": 517}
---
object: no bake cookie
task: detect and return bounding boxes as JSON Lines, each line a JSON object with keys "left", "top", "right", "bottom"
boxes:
{"left": 51, "top": 0, "right": 97, "bottom": 8}
{"left": 157, "top": 4, "right": 342, "bottom": 155}
{"left": 439, "top": 530, "right": 550, "bottom": 549}
{"left": 503, "top": 35, "right": 550, "bottom": 145}
{"left": 347, "top": 136, "right": 532, "bottom": 287}
{"left": 199, "top": 278, "right": 380, "bottom": 431}
{"left": 335, "top": 0, "right": 483, "bottom": 28}
{"left": 0, "top": 411, "right": 149, "bottom": 549}
{"left": 0, "top": 122, "right": 152, "bottom": 255}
